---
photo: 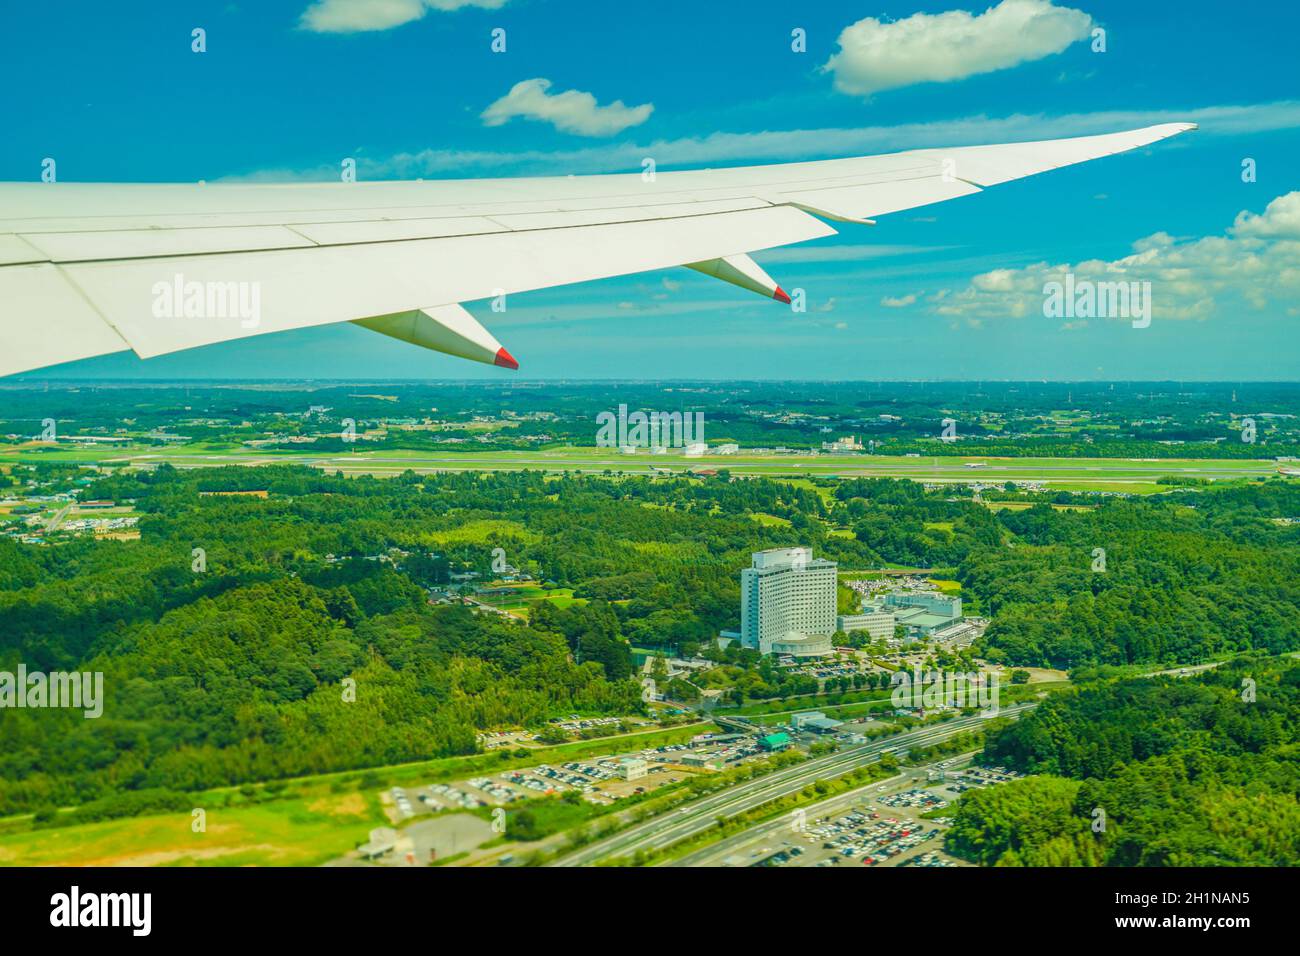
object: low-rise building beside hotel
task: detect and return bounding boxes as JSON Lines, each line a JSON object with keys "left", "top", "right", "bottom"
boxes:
{"left": 837, "top": 608, "right": 897, "bottom": 641}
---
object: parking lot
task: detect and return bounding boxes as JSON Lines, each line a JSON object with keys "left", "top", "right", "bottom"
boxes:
{"left": 380, "top": 735, "right": 771, "bottom": 823}
{"left": 740, "top": 758, "right": 1024, "bottom": 868}
{"left": 803, "top": 808, "right": 946, "bottom": 867}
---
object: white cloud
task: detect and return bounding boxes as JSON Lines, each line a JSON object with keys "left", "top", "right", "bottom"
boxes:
{"left": 933, "top": 191, "right": 1300, "bottom": 324}
{"left": 222, "top": 101, "right": 1300, "bottom": 182}
{"left": 1233, "top": 191, "right": 1300, "bottom": 239}
{"left": 824, "top": 0, "right": 1093, "bottom": 97}
{"left": 481, "top": 78, "right": 653, "bottom": 137}
{"left": 881, "top": 293, "right": 919, "bottom": 307}
{"left": 299, "top": 0, "right": 508, "bottom": 34}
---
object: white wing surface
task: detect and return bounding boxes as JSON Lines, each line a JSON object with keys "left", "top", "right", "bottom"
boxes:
{"left": 0, "top": 122, "right": 1194, "bottom": 376}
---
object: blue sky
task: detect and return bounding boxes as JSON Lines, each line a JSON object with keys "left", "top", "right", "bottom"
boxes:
{"left": 2, "top": 0, "right": 1298, "bottom": 381}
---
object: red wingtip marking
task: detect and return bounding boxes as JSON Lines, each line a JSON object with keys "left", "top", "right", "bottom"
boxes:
{"left": 493, "top": 347, "right": 519, "bottom": 370}
{"left": 774, "top": 287, "right": 792, "bottom": 304}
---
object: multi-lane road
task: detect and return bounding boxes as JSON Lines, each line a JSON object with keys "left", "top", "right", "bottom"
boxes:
{"left": 671, "top": 753, "right": 981, "bottom": 868}
{"left": 550, "top": 703, "right": 1033, "bottom": 867}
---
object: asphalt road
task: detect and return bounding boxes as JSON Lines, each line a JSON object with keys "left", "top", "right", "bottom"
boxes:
{"left": 43, "top": 501, "right": 73, "bottom": 531}
{"left": 550, "top": 703, "right": 1033, "bottom": 866}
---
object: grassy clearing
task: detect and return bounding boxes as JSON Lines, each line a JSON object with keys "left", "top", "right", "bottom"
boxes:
{"left": 1041, "top": 480, "right": 1169, "bottom": 494}
{"left": 0, "top": 723, "right": 708, "bottom": 867}
{"left": 981, "top": 501, "right": 1098, "bottom": 512}
{"left": 477, "top": 586, "right": 584, "bottom": 620}
{"left": 421, "top": 519, "right": 538, "bottom": 547}
{"left": 0, "top": 788, "right": 384, "bottom": 868}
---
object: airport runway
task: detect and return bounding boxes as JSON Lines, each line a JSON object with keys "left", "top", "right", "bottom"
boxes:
{"left": 95, "top": 448, "right": 1280, "bottom": 487}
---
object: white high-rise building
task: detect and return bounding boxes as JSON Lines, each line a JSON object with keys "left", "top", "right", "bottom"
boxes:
{"left": 740, "top": 547, "right": 837, "bottom": 657}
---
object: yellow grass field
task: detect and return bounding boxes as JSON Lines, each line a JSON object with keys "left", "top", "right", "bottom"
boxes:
{"left": 0, "top": 789, "right": 384, "bottom": 868}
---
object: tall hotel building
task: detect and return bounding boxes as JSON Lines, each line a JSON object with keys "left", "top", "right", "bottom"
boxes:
{"left": 740, "top": 547, "right": 837, "bottom": 657}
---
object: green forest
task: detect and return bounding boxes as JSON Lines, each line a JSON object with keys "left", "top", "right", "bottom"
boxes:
{"left": 2, "top": 461, "right": 1298, "bottom": 824}
{"left": 842, "top": 476, "right": 1300, "bottom": 667}
{"left": 947, "top": 657, "right": 1300, "bottom": 866}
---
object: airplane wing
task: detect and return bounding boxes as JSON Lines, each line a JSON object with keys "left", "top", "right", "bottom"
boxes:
{"left": 0, "top": 122, "right": 1194, "bottom": 377}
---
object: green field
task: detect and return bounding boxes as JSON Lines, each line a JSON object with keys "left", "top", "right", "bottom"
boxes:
{"left": 476, "top": 585, "right": 584, "bottom": 619}
{"left": 0, "top": 788, "right": 385, "bottom": 867}
{"left": 422, "top": 518, "right": 539, "bottom": 547}
{"left": 0, "top": 722, "right": 707, "bottom": 867}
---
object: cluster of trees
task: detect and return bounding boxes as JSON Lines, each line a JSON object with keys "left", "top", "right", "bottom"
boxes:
{"left": 4, "top": 455, "right": 1299, "bottom": 820}
{"left": 837, "top": 477, "right": 1003, "bottom": 567}
{"left": 0, "top": 461, "right": 901, "bottom": 820}
{"left": 957, "top": 482, "right": 1300, "bottom": 667}
{"left": 828, "top": 476, "right": 1300, "bottom": 669}
{"left": 947, "top": 658, "right": 1300, "bottom": 865}
{"left": 0, "top": 466, "right": 654, "bottom": 816}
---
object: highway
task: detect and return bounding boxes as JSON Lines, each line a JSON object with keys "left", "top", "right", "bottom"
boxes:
{"left": 550, "top": 703, "right": 1033, "bottom": 866}
{"left": 670, "top": 750, "right": 982, "bottom": 868}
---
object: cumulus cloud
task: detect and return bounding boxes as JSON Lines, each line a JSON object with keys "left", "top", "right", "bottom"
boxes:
{"left": 481, "top": 78, "right": 653, "bottom": 137}
{"left": 933, "top": 191, "right": 1300, "bottom": 324}
{"left": 1233, "top": 191, "right": 1300, "bottom": 239}
{"left": 824, "top": 0, "right": 1093, "bottom": 97}
{"left": 299, "top": 0, "right": 507, "bottom": 33}
{"left": 881, "top": 293, "right": 919, "bottom": 307}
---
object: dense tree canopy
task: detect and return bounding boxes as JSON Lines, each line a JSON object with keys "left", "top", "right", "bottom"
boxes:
{"left": 2, "top": 462, "right": 1297, "bottom": 826}
{"left": 949, "top": 659, "right": 1300, "bottom": 866}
